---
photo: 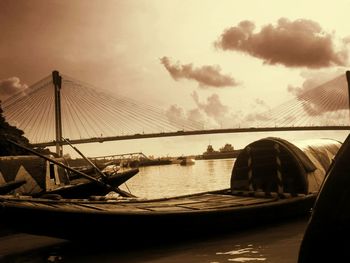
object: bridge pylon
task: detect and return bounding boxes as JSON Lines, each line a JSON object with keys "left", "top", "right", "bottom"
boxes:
{"left": 52, "top": 70, "right": 63, "bottom": 157}
{"left": 346, "top": 71, "right": 350, "bottom": 121}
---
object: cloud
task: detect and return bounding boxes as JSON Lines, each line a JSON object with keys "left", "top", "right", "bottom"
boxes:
{"left": 165, "top": 104, "right": 186, "bottom": 121}
{"left": 191, "top": 91, "right": 234, "bottom": 127}
{"left": 191, "top": 91, "right": 229, "bottom": 119}
{"left": 187, "top": 108, "right": 206, "bottom": 124}
{"left": 215, "top": 18, "right": 349, "bottom": 68}
{"left": 244, "top": 112, "right": 272, "bottom": 123}
{"left": 160, "top": 56, "right": 239, "bottom": 88}
{"left": 0, "top": 77, "right": 28, "bottom": 101}
{"left": 288, "top": 69, "right": 348, "bottom": 116}
{"left": 166, "top": 91, "right": 235, "bottom": 129}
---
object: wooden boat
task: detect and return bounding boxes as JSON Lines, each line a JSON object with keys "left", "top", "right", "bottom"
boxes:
{"left": 0, "top": 154, "right": 138, "bottom": 198}
{"left": 0, "top": 189, "right": 316, "bottom": 242}
{"left": 36, "top": 167, "right": 139, "bottom": 199}
{"left": 0, "top": 137, "right": 341, "bottom": 242}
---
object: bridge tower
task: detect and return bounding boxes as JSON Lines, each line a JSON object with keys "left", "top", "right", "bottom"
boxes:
{"left": 52, "top": 70, "right": 63, "bottom": 157}
{"left": 346, "top": 71, "right": 350, "bottom": 118}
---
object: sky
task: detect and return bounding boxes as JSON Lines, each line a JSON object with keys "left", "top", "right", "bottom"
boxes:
{"left": 1, "top": 0, "right": 350, "bottom": 158}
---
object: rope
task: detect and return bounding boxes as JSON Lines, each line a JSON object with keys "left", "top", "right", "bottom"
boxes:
{"left": 246, "top": 146, "right": 254, "bottom": 191}
{"left": 274, "top": 143, "right": 284, "bottom": 196}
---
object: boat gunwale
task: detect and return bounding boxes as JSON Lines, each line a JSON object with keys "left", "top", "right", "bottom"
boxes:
{"left": 0, "top": 191, "right": 316, "bottom": 216}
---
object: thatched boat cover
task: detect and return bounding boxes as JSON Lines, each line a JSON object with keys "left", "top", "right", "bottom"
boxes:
{"left": 0, "top": 156, "right": 69, "bottom": 195}
{"left": 231, "top": 137, "right": 341, "bottom": 195}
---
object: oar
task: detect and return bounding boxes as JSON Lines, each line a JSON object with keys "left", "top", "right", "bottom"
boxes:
{"left": 62, "top": 137, "right": 108, "bottom": 181}
{"left": 7, "top": 139, "right": 135, "bottom": 197}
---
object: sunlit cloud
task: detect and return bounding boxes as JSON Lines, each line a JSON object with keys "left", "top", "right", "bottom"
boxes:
{"left": 160, "top": 56, "right": 240, "bottom": 88}
{"left": 215, "top": 18, "right": 349, "bottom": 68}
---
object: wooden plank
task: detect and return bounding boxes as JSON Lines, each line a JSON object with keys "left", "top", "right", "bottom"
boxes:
{"left": 236, "top": 198, "right": 277, "bottom": 205}
{"left": 147, "top": 206, "right": 194, "bottom": 212}
{"left": 129, "top": 199, "right": 203, "bottom": 208}
{"left": 178, "top": 201, "right": 242, "bottom": 210}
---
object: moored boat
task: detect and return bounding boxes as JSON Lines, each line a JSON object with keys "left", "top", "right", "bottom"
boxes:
{"left": 0, "top": 137, "right": 341, "bottom": 242}
{"left": 38, "top": 167, "right": 139, "bottom": 198}
{"left": 180, "top": 157, "right": 195, "bottom": 166}
{"left": 0, "top": 154, "right": 138, "bottom": 198}
{"left": 200, "top": 143, "right": 241, "bottom": 160}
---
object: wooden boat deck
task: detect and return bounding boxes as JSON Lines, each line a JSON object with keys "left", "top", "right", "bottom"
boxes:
{"left": 0, "top": 189, "right": 315, "bottom": 241}
{"left": 0, "top": 190, "right": 302, "bottom": 214}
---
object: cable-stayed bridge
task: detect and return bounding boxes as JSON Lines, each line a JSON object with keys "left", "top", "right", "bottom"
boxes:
{"left": 2, "top": 71, "right": 350, "bottom": 156}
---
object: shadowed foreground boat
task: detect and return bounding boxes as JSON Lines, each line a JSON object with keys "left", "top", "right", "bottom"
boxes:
{"left": 0, "top": 137, "right": 341, "bottom": 242}
{"left": 298, "top": 133, "right": 350, "bottom": 262}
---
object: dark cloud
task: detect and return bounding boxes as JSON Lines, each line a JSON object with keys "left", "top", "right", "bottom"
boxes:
{"left": 215, "top": 18, "right": 349, "bottom": 68}
{"left": 160, "top": 56, "right": 239, "bottom": 88}
{"left": 288, "top": 70, "right": 348, "bottom": 116}
{"left": 0, "top": 77, "right": 28, "bottom": 101}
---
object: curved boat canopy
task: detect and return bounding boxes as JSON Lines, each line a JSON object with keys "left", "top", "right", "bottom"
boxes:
{"left": 231, "top": 137, "right": 341, "bottom": 196}
{"left": 0, "top": 155, "right": 69, "bottom": 195}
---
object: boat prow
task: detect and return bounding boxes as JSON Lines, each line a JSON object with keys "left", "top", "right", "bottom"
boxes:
{"left": 37, "top": 168, "right": 139, "bottom": 199}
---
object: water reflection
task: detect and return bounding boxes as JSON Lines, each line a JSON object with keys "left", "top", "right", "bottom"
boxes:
{"left": 216, "top": 244, "right": 266, "bottom": 262}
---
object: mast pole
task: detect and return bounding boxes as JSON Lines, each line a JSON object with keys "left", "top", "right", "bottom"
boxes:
{"left": 52, "top": 70, "right": 63, "bottom": 157}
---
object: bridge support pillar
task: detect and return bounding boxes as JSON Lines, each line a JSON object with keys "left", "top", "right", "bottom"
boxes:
{"left": 346, "top": 71, "right": 350, "bottom": 121}
{"left": 52, "top": 70, "right": 63, "bottom": 157}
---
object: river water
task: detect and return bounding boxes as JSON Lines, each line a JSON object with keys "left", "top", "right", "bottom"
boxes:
{"left": 119, "top": 158, "right": 235, "bottom": 199}
{"left": 1, "top": 158, "right": 308, "bottom": 263}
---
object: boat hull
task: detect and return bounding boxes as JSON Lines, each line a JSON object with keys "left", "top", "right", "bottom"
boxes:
{"left": 0, "top": 190, "right": 316, "bottom": 242}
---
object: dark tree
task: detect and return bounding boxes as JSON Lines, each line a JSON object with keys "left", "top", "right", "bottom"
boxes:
{"left": 0, "top": 102, "right": 32, "bottom": 156}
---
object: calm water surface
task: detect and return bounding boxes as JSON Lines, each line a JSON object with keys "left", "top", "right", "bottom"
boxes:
{"left": 2, "top": 158, "right": 308, "bottom": 263}
{"left": 119, "top": 159, "right": 235, "bottom": 199}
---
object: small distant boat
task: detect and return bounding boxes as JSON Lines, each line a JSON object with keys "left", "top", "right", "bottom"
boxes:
{"left": 0, "top": 137, "right": 341, "bottom": 242}
{"left": 180, "top": 157, "right": 195, "bottom": 166}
